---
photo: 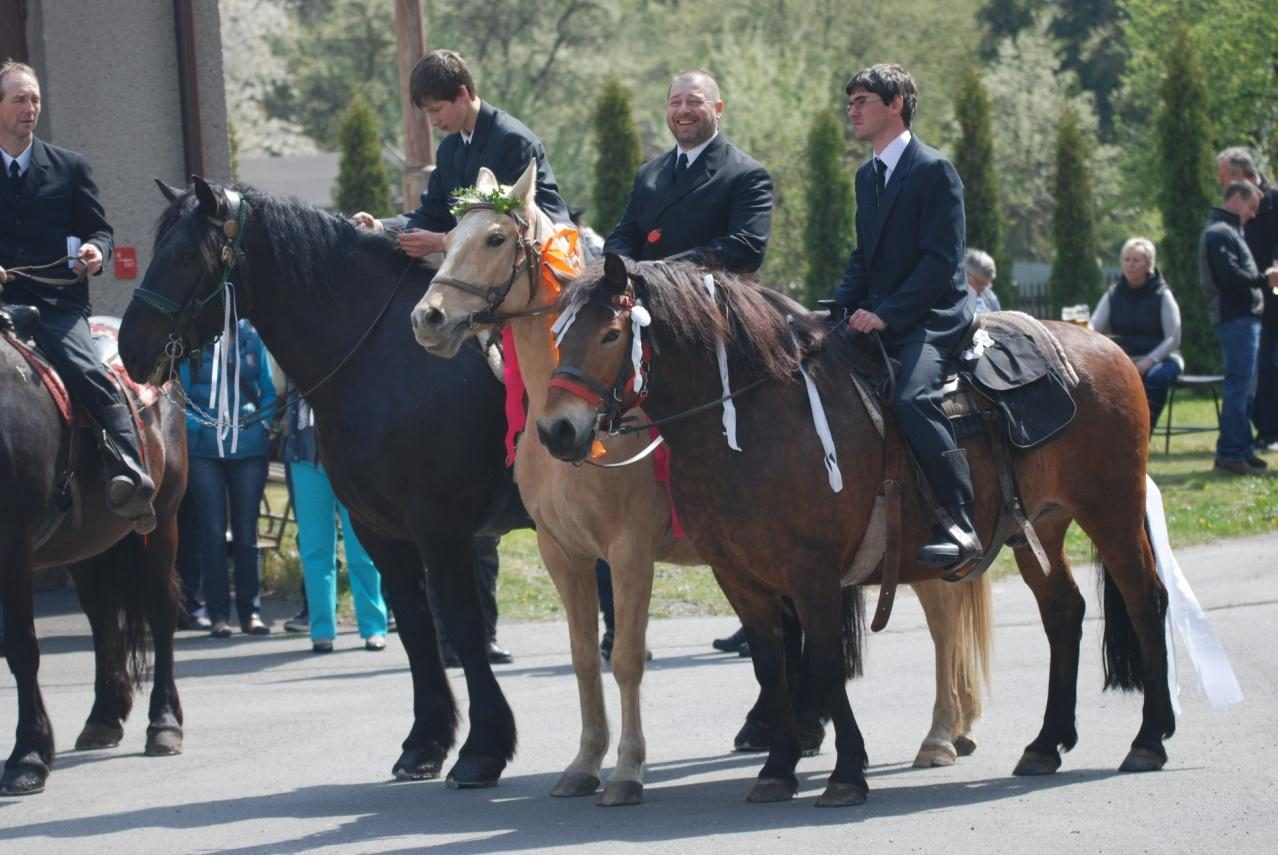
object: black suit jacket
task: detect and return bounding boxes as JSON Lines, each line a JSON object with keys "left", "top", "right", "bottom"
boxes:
{"left": 833, "top": 136, "right": 970, "bottom": 344}
{"left": 0, "top": 138, "right": 113, "bottom": 315}
{"left": 405, "top": 101, "right": 571, "bottom": 232}
{"left": 603, "top": 133, "right": 773, "bottom": 273}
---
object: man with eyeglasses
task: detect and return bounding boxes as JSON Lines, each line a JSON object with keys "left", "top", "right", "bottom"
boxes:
{"left": 603, "top": 69, "right": 773, "bottom": 273}
{"left": 830, "top": 63, "right": 980, "bottom": 570}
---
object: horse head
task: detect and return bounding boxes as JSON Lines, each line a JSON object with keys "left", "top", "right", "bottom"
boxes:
{"left": 537, "top": 253, "right": 646, "bottom": 461}
{"left": 120, "top": 176, "right": 250, "bottom": 385}
{"left": 411, "top": 158, "right": 553, "bottom": 357}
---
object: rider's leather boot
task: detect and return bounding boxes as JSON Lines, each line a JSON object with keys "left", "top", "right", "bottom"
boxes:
{"left": 917, "top": 448, "right": 982, "bottom": 569}
{"left": 98, "top": 402, "right": 157, "bottom": 535}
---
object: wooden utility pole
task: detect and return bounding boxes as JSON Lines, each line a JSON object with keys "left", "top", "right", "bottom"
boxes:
{"left": 395, "top": 0, "right": 434, "bottom": 209}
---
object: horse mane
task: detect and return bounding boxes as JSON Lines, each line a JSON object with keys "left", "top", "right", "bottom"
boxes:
{"left": 154, "top": 184, "right": 422, "bottom": 303}
{"left": 561, "top": 259, "right": 827, "bottom": 384}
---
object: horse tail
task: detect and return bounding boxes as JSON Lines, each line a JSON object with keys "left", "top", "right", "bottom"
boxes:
{"left": 954, "top": 572, "right": 994, "bottom": 717}
{"left": 1096, "top": 524, "right": 1167, "bottom": 692}
{"left": 841, "top": 585, "right": 866, "bottom": 680}
{"left": 72, "top": 533, "right": 153, "bottom": 687}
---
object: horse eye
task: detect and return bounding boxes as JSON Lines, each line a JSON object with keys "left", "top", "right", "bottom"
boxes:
{"left": 601, "top": 329, "right": 621, "bottom": 344}
{"left": 486, "top": 233, "right": 506, "bottom": 247}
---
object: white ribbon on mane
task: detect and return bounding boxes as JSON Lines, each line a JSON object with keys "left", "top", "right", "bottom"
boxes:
{"left": 701, "top": 274, "right": 741, "bottom": 451}
{"left": 551, "top": 293, "right": 584, "bottom": 347}
{"left": 630, "top": 304, "right": 651, "bottom": 393}
{"left": 1145, "top": 475, "right": 1243, "bottom": 712}
{"left": 789, "top": 322, "right": 842, "bottom": 492}
{"left": 208, "top": 283, "right": 242, "bottom": 456}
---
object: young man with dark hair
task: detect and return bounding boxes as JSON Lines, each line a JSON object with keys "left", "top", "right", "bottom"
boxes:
{"left": 1199, "top": 180, "right": 1278, "bottom": 475}
{"left": 0, "top": 60, "right": 155, "bottom": 532}
{"left": 353, "top": 49, "right": 570, "bottom": 258}
{"left": 831, "top": 62, "right": 979, "bottom": 569}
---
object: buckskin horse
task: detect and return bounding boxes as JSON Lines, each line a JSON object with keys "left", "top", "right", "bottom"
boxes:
{"left": 537, "top": 253, "right": 1173, "bottom": 806}
{"left": 1, "top": 317, "right": 186, "bottom": 795}
{"left": 410, "top": 162, "right": 993, "bottom": 805}
{"left": 119, "top": 178, "right": 528, "bottom": 788}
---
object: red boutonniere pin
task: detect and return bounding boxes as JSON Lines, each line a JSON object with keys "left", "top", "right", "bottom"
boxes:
{"left": 647, "top": 228, "right": 662, "bottom": 245}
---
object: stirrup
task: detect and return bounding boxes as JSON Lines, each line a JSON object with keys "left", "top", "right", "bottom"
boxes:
{"left": 918, "top": 508, "right": 982, "bottom": 568}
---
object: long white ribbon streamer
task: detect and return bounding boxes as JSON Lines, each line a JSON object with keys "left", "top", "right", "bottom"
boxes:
{"left": 1145, "top": 475, "right": 1243, "bottom": 712}
{"left": 701, "top": 274, "right": 740, "bottom": 451}
{"left": 209, "top": 285, "right": 242, "bottom": 457}
{"left": 789, "top": 325, "right": 842, "bottom": 492}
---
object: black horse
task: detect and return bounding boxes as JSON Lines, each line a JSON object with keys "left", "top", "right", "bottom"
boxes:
{"left": 119, "top": 178, "right": 527, "bottom": 787}
{"left": 1, "top": 322, "right": 186, "bottom": 795}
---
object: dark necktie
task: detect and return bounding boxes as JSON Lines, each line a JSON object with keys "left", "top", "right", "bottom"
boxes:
{"left": 674, "top": 152, "right": 689, "bottom": 181}
{"left": 8, "top": 159, "right": 22, "bottom": 196}
{"left": 874, "top": 157, "right": 887, "bottom": 206}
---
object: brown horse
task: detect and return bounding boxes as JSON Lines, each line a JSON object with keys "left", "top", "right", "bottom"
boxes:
{"left": 1, "top": 319, "right": 186, "bottom": 795}
{"left": 410, "top": 163, "right": 992, "bottom": 805}
{"left": 537, "top": 254, "right": 1173, "bottom": 806}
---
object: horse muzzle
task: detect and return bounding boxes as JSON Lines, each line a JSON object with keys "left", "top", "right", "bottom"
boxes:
{"left": 411, "top": 303, "right": 468, "bottom": 357}
{"left": 536, "top": 410, "right": 595, "bottom": 463}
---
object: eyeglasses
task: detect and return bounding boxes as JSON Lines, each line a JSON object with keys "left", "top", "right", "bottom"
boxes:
{"left": 845, "top": 96, "right": 882, "bottom": 113}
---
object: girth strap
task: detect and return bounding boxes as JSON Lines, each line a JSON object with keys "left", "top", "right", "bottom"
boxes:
{"left": 870, "top": 410, "right": 903, "bottom": 632}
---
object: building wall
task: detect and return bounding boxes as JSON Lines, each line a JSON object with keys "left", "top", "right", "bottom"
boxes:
{"left": 24, "top": 0, "right": 230, "bottom": 316}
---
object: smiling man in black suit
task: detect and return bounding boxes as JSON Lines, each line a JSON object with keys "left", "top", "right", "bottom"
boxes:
{"left": 832, "top": 63, "right": 979, "bottom": 570}
{"left": 604, "top": 69, "right": 773, "bottom": 274}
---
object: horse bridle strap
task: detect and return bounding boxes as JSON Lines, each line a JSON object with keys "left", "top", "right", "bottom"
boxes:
{"left": 430, "top": 205, "right": 539, "bottom": 328}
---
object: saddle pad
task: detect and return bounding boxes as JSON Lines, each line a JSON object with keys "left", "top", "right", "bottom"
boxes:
{"left": 3, "top": 332, "right": 73, "bottom": 424}
{"left": 89, "top": 317, "right": 161, "bottom": 409}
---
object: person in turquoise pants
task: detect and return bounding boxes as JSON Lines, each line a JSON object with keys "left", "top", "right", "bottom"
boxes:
{"left": 284, "top": 388, "right": 388, "bottom": 653}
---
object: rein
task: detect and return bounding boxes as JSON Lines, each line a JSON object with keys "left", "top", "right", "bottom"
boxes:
{"left": 5, "top": 256, "right": 85, "bottom": 286}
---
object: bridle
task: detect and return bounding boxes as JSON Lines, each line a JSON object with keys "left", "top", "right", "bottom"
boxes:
{"left": 430, "top": 204, "right": 544, "bottom": 328}
{"left": 131, "top": 190, "right": 250, "bottom": 365}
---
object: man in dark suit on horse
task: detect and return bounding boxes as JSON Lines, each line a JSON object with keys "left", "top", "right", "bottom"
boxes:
{"left": 0, "top": 60, "right": 155, "bottom": 533}
{"left": 604, "top": 69, "right": 773, "bottom": 274}
{"left": 354, "top": 49, "right": 574, "bottom": 665}
{"left": 832, "top": 63, "right": 980, "bottom": 569}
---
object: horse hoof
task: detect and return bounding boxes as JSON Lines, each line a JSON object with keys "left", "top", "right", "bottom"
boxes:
{"left": 550, "top": 771, "right": 600, "bottom": 797}
{"left": 912, "top": 741, "right": 957, "bottom": 768}
{"left": 1119, "top": 747, "right": 1166, "bottom": 773}
{"left": 733, "top": 719, "right": 770, "bottom": 753}
{"left": 815, "top": 780, "right": 868, "bottom": 807}
{"left": 954, "top": 735, "right": 977, "bottom": 757}
{"left": 75, "top": 722, "right": 124, "bottom": 750}
{"left": 145, "top": 725, "right": 184, "bottom": 756}
{"left": 1, "top": 754, "right": 49, "bottom": 796}
{"left": 392, "top": 745, "right": 446, "bottom": 781}
{"left": 1013, "top": 749, "right": 1061, "bottom": 776}
{"left": 445, "top": 755, "right": 505, "bottom": 789}
{"left": 798, "top": 720, "right": 825, "bottom": 757}
{"left": 746, "top": 777, "right": 798, "bottom": 803}
{"left": 598, "top": 780, "right": 643, "bottom": 806}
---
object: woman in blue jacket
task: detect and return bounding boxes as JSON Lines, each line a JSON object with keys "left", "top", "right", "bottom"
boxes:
{"left": 179, "top": 320, "right": 275, "bottom": 638}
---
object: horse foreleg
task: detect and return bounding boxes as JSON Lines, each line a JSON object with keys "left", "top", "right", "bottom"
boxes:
{"left": 537, "top": 533, "right": 609, "bottom": 799}
{"left": 599, "top": 539, "right": 655, "bottom": 806}
{"left": 140, "top": 519, "right": 183, "bottom": 756}
{"left": 419, "top": 532, "right": 516, "bottom": 788}
{"left": 68, "top": 559, "right": 132, "bottom": 751}
{"left": 1, "top": 528, "right": 53, "bottom": 795}
{"left": 359, "top": 533, "right": 455, "bottom": 781}
{"left": 1012, "top": 518, "right": 1085, "bottom": 776}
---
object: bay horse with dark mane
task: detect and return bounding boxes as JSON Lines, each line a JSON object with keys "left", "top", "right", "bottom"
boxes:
{"left": 119, "top": 178, "right": 528, "bottom": 788}
{"left": 1, "top": 317, "right": 186, "bottom": 795}
{"left": 410, "top": 161, "right": 991, "bottom": 804}
{"left": 538, "top": 253, "right": 1173, "bottom": 806}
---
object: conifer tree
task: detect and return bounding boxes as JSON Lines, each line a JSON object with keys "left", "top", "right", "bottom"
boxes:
{"left": 591, "top": 77, "right": 642, "bottom": 235}
{"left": 802, "top": 109, "right": 855, "bottom": 305}
{"left": 952, "top": 65, "right": 1012, "bottom": 307}
{"left": 334, "top": 93, "right": 393, "bottom": 217}
{"left": 1048, "top": 105, "right": 1102, "bottom": 315}
{"left": 1156, "top": 26, "right": 1216, "bottom": 371}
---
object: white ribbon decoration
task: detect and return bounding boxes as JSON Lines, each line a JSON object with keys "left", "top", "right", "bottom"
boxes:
{"left": 701, "top": 274, "right": 740, "bottom": 451}
{"left": 789, "top": 324, "right": 842, "bottom": 492}
{"left": 1145, "top": 475, "right": 1243, "bottom": 712}
{"left": 209, "top": 284, "right": 242, "bottom": 457}
{"left": 629, "top": 304, "right": 651, "bottom": 393}
{"left": 551, "top": 293, "right": 584, "bottom": 348}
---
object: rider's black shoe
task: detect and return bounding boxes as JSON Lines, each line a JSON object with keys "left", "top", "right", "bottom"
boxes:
{"left": 98, "top": 403, "right": 157, "bottom": 534}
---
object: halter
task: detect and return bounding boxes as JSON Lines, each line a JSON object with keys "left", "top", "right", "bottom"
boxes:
{"left": 131, "top": 190, "right": 250, "bottom": 363}
{"left": 430, "top": 204, "right": 541, "bottom": 328}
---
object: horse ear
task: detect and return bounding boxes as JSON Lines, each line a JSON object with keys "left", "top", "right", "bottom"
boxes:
{"left": 154, "top": 178, "right": 182, "bottom": 204}
{"left": 603, "top": 252, "right": 629, "bottom": 296}
{"left": 510, "top": 158, "right": 537, "bottom": 213}
{"left": 192, "top": 176, "right": 221, "bottom": 216}
{"left": 475, "top": 167, "right": 499, "bottom": 193}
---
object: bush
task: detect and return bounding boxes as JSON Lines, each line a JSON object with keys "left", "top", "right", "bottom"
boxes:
{"left": 801, "top": 109, "right": 855, "bottom": 306}
{"left": 591, "top": 77, "right": 642, "bottom": 236}
{"left": 952, "top": 65, "right": 1012, "bottom": 307}
{"left": 1049, "top": 105, "right": 1103, "bottom": 315}
{"left": 334, "top": 93, "right": 393, "bottom": 217}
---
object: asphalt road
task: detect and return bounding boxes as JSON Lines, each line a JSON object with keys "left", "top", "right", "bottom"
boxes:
{"left": 1, "top": 534, "right": 1275, "bottom": 854}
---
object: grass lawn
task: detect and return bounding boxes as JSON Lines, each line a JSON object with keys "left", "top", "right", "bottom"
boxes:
{"left": 261, "top": 394, "right": 1277, "bottom": 623}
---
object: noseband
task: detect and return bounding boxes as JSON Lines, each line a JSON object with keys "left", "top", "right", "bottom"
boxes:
{"left": 131, "top": 190, "right": 250, "bottom": 362}
{"left": 430, "top": 204, "right": 540, "bottom": 328}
